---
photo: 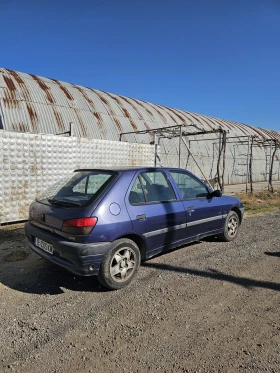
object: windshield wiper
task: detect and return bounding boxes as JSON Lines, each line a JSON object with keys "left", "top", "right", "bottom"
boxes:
{"left": 47, "top": 198, "right": 82, "bottom": 207}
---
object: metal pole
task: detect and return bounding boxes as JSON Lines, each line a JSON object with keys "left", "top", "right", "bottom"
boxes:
{"left": 268, "top": 140, "right": 272, "bottom": 190}
{"left": 69, "top": 122, "right": 73, "bottom": 136}
{"left": 246, "top": 136, "right": 251, "bottom": 193}
{"left": 216, "top": 129, "right": 222, "bottom": 190}
{"left": 154, "top": 133, "right": 157, "bottom": 167}
{"left": 178, "top": 125, "right": 182, "bottom": 168}
{"left": 250, "top": 136, "right": 254, "bottom": 193}
{"left": 221, "top": 130, "right": 227, "bottom": 193}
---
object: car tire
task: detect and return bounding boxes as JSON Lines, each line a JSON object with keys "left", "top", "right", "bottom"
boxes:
{"left": 218, "top": 210, "right": 240, "bottom": 242}
{"left": 97, "top": 238, "right": 141, "bottom": 290}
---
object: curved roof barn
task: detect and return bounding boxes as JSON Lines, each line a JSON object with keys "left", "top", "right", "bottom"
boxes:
{"left": 0, "top": 68, "right": 279, "bottom": 143}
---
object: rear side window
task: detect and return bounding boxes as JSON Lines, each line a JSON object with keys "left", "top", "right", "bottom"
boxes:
{"left": 170, "top": 171, "right": 208, "bottom": 199}
{"left": 128, "top": 177, "right": 145, "bottom": 205}
{"left": 37, "top": 171, "right": 116, "bottom": 207}
{"left": 129, "top": 171, "right": 176, "bottom": 204}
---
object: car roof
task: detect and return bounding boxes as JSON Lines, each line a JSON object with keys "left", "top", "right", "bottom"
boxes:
{"left": 74, "top": 167, "right": 187, "bottom": 172}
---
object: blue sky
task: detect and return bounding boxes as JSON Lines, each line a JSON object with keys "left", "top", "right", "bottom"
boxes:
{"left": 1, "top": 0, "right": 280, "bottom": 131}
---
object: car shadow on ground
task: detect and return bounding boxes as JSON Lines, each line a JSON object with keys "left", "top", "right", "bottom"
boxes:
{"left": 264, "top": 251, "right": 280, "bottom": 258}
{"left": 0, "top": 258, "right": 107, "bottom": 295}
{"left": 142, "top": 262, "right": 280, "bottom": 292}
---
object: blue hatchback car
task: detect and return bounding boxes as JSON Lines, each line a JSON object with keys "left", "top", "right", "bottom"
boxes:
{"left": 25, "top": 167, "right": 244, "bottom": 289}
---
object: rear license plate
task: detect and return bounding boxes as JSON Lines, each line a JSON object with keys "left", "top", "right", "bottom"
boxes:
{"left": 34, "top": 237, "right": 54, "bottom": 255}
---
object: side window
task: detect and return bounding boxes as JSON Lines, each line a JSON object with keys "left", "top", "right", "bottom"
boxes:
{"left": 129, "top": 177, "right": 145, "bottom": 205}
{"left": 140, "top": 171, "right": 176, "bottom": 203}
{"left": 170, "top": 171, "right": 208, "bottom": 199}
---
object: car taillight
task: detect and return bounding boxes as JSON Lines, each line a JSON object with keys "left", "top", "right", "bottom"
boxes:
{"left": 62, "top": 217, "right": 98, "bottom": 235}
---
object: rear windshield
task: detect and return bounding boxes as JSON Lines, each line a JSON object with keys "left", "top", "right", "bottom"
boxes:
{"left": 36, "top": 171, "right": 117, "bottom": 207}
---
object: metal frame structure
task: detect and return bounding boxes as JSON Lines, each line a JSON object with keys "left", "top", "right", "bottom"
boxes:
{"left": 120, "top": 125, "right": 280, "bottom": 193}
{"left": 120, "top": 124, "right": 227, "bottom": 190}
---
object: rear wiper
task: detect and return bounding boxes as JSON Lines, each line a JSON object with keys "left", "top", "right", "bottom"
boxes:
{"left": 47, "top": 199, "right": 82, "bottom": 207}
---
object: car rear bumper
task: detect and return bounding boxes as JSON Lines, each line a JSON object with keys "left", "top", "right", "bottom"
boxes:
{"left": 25, "top": 221, "right": 111, "bottom": 276}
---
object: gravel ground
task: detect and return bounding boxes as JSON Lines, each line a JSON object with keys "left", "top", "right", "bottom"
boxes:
{"left": 0, "top": 211, "right": 279, "bottom": 373}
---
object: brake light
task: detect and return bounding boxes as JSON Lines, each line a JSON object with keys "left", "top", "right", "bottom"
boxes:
{"left": 62, "top": 217, "right": 98, "bottom": 235}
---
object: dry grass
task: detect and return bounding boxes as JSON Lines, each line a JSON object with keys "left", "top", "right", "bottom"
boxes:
{"left": 236, "top": 189, "right": 280, "bottom": 215}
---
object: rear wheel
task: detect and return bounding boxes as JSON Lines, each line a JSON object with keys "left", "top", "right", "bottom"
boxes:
{"left": 218, "top": 210, "right": 240, "bottom": 242}
{"left": 98, "top": 238, "right": 140, "bottom": 290}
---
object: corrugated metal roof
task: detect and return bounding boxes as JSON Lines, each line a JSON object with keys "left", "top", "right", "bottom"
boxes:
{"left": 0, "top": 67, "right": 279, "bottom": 145}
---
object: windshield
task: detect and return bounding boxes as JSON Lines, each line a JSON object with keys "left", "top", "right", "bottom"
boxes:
{"left": 36, "top": 171, "right": 117, "bottom": 207}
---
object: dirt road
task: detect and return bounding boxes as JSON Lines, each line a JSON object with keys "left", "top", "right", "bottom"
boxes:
{"left": 0, "top": 211, "right": 279, "bottom": 373}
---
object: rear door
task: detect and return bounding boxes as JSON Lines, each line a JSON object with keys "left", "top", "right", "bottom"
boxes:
{"left": 168, "top": 170, "right": 223, "bottom": 239}
{"left": 125, "top": 170, "right": 186, "bottom": 256}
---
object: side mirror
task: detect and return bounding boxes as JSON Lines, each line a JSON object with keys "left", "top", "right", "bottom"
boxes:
{"left": 208, "top": 189, "right": 222, "bottom": 198}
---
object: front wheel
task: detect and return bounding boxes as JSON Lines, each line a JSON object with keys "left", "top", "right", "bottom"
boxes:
{"left": 98, "top": 238, "right": 140, "bottom": 290}
{"left": 218, "top": 211, "right": 240, "bottom": 242}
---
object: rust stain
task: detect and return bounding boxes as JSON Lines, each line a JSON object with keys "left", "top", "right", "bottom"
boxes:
{"left": 167, "top": 107, "right": 187, "bottom": 124}
{"left": 94, "top": 91, "right": 125, "bottom": 132}
{"left": 6, "top": 69, "right": 31, "bottom": 102}
{"left": 114, "top": 118, "right": 122, "bottom": 131}
{"left": 19, "top": 122, "right": 29, "bottom": 132}
{"left": 74, "top": 85, "right": 97, "bottom": 111}
{"left": 92, "top": 112, "right": 106, "bottom": 137}
{"left": 73, "top": 108, "right": 87, "bottom": 137}
{"left": 93, "top": 112, "right": 101, "bottom": 120}
{"left": 119, "top": 96, "right": 151, "bottom": 131}
{"left": 93, "top": 89, "right": 109, "bottom": 105}
{"left": 187, "top": 112, "right": 213, "bottom": 131}
{"left": 122, "top": 108, "right": 137, "bottom": 130}
{"left": 120, "top": 96, "right": 143, "bottom": 120}
{"left": 147, "top": 103, "right": 167, "bottom": 123}
{"left": 11, "top": 122, "right": 29, "bottom": 132}
{"left": 94, "top": 91, "right": 114, "bottom": 113}
{"left": 202, "top": 116, "right": 217, "bottom": 129}
{"left": 102, "top": 92, "right": 138, "bottom": 131}
{"left": 133, "top": 99, "right": 155, "bottom": 120}
{"left": 262, "top": 128, "right": 279, "bottom": 141}
{"left": 73, "top": 85, "right": 105, "bottom": 137}
{"left": 246, "top": 125, "right": 266, "bottom": 140}
{"left": 218, "top": 118, "right": 239, "bottom": 134}
{"left": 211, "top": 117, "right": 230, "bottom": 132}
{"left": 52, "top": 79, "right": 73, "bottom": 100}
{"left": 3, "top": 75, "right": 19, "bottom": 108}
{"left": 229, "top": 120, "right": 249, "bottom": 136}
{"left": 155, "top": 104, "right": 180, "bottom": 124}
{"left": 30, "top": 74, "right": 55, "bottom": 104}
{"left": 26, "top": 103, "right": 38, "bottom": 131}
{"left": 52, "top": 109, "right": 64, "bottom": 131}
{"left": 3, "top": 74, "right": 16, "bottom": 92}
{"left": 2, "top": 97, "right": 17, "bottom": 108}
{"left": 99, "top": 95, "right": 108, "bottom": 105}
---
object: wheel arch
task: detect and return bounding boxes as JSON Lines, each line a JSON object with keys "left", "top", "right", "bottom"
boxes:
{"left": 116, "top": 234, "right": 147, "bottom": 261}
{"left": 231, "top": 206, "right": 242, "bottom": 223}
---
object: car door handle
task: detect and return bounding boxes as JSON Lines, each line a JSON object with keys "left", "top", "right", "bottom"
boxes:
{"left": 187, "top": 206, "right": 195, "bottom": 211}
{"left": 136, "top": 214, "right": 146, "bottom": 221}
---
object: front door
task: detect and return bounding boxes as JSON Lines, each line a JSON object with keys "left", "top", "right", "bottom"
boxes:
{"left": 125, "top": 170, "right": 186, "bottom": 256}
{"left": 168, "top": 170, "right": 223, "bottom": 239}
